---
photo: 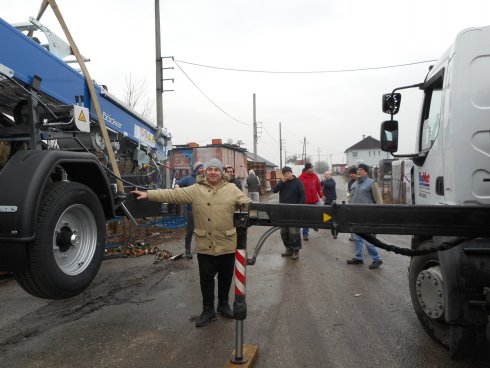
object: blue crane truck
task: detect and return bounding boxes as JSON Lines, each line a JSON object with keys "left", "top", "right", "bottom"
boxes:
{"left": 0, "top": 17, "right": 170, "bottom": 299}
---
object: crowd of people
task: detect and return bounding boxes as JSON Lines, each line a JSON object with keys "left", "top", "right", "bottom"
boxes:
{"left": 131, "top": 159, "right": 383, "bottom": 328}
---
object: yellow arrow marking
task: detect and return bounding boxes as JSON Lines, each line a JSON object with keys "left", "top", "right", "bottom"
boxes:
{"left": 323, "top": 213, "right": 332, "bottom": 222}
{"left": 78, "top": 110, "right": 86, "bottom": 122}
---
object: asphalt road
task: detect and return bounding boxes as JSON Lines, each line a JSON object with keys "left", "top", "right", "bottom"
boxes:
{"left": 0, "top": 179, "right": 485, "bottom": 368}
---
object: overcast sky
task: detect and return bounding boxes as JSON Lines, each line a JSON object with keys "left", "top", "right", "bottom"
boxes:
{"left": 3, "top": 1, "right": 489, "bottom": 167}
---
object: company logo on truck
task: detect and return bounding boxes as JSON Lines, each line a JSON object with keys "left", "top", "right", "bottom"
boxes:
{"left": 103, "top": 111, "right": 123, "bottom": 129}
{"left": 134, "top": 125, "right": 156, "bottom": 148}
{"left": 418, "top": 172, "right": 430, "bottom": 191}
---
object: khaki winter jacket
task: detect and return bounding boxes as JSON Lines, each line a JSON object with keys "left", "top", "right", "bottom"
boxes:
{"left": 147, "top": 179, "right": 251, "bottom": 256}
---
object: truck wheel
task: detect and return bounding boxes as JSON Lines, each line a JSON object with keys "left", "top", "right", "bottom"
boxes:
{"left": 15, "top": 182, "right": 105, "bottom": 299}
{"left": 408, "top": 248, "right": 450, "bottom": 348}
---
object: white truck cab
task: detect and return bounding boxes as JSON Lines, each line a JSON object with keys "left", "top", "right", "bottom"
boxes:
{"left": 380, "top": 25, "right": 490, "bottom": 361}
{"left": 382, "top": 25, "right": 490, "bottom": 206}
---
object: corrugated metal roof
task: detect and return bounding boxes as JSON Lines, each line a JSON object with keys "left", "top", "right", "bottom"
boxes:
{"left": 245, "top": 151, "right": 278, "bottom": 168}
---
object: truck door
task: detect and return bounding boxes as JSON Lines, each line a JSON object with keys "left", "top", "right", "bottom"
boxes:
{"left": 414, "top": 72, "right": 445, "bottom": 205}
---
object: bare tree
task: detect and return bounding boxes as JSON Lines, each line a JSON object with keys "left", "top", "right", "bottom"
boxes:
{"left": 123, "top": 73, "right": 155, "bottom": 121}
{"left": 140, "top": 97, "right": 155, "bottom": 121}
{"left": 314, "top": 160, "right": 329, "bottom": 173}
{"left": 286, "top": 154, "right": 299, "bottom": 164}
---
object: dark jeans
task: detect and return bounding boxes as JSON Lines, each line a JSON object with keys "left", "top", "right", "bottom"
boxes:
{"left": 184, "top": 207, "right": 194, "bottom": 251}
{"left": 280, "top": 227, "right": 302, "bottom": 251}
{"left": 197, "top": 253, "right": 235, "bottom": 307}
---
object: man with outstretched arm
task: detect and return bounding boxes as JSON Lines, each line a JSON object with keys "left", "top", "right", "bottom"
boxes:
{"left": 132, "top": 158, "right": 251, "bottom": 327}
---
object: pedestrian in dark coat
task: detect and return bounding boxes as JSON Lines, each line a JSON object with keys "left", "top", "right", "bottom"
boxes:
{"left": 224, "top": 165, "right": 243, "bottom": 190}
{"left": 321, "top": 170, "right": 337, "bottom": 205}
{"left": 245, "top": 169, "right": 260, "bottom": 202}
{"left": 174, "top": 161, "right": 204, "bottom": 258}
{"left": 272, "top": 166, "right": 306, "bottom": 260}
{"left": 346, "top": 166, "right": 357, "bottom": 199}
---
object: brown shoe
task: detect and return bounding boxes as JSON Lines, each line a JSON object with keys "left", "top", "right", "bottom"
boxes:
{"left": 281, "top": 249, "right": 293, "bottom": 257}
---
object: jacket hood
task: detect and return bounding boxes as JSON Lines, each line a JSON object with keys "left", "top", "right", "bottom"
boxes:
{"left": 300, "top": 171, "right": 317, "bottom": 178}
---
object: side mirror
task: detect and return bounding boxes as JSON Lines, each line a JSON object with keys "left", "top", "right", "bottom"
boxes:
{"left": 382, "top": 93, "right": 401, "bottom": 115}
{"left": 380, "top": 120, "right": 398, "bottom": 152}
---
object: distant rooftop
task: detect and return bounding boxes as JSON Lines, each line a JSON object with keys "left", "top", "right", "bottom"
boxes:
{"left": 344, "top": 135, "right": 381, "bottom": 152}
{"left": 245, "top": 151, "right": 278, "bottom": 168}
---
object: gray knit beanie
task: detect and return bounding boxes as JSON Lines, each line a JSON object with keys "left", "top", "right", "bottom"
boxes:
{"left": 204, "top": 158, "right": 224, "bottom": 173}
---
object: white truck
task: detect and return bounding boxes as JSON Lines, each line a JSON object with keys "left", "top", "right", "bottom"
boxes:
{"left": 248, "top": 25, "right": 490, "bottom": 361}
{"left": 380, "top": 25, "right": 490, "bottom": 360}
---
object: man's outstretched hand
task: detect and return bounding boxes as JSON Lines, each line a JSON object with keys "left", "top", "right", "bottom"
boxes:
{"left": 130, "top": 190, "right": 148, "bottom": 200}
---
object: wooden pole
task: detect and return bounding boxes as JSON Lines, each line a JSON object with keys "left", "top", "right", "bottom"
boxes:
{"left": 46, "top": 0, "right": 124, "bottom": 192}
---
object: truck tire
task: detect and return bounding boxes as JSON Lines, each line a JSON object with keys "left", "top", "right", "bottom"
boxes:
{"left": 15, "top": 181, "right": 105, "bottom": 299}
{"left": 410, "top": 239, "right": 490, "bottom": 361}
{"left": 408, "top": 248, "right": 451, "bottom": 349}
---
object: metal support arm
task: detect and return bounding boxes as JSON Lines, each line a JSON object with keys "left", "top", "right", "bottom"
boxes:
{"left": 247, "top": 203, "right": 490, "bottom": 238}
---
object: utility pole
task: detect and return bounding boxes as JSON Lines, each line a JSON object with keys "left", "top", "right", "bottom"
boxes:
{"left": 302, "top": 136, "right": 307, "bottom": 163}
{"left": 317, "top": 147, "right": 321, "bottom": 165}
{"left": 279, "top": 122, "right": 282, "bottom": 168}
{"left": 155, "top": 0, "right": 163, "bottom": 129}
{"left": 253, "top": 93, "right": 257, "bottom": 162}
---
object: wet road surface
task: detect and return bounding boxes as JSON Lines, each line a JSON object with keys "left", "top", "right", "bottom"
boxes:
{"left": 0, "top": 179, "right": 484, "bottom": 368}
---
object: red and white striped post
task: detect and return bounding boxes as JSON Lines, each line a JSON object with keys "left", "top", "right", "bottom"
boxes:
{"left": 235, "top": 249, "right": 247, "bottom": 298}
{"left": 231, "top": 214, "right": 248, "bottom": 364}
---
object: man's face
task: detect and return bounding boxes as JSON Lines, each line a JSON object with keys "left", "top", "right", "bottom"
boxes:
{"left": 283, "top": 171, "right": 293, "bottom": 181}
{"left": 357, "top": 168, "right": 368, "bottom": 178}
{"left": 307, "top": 167, "right": 314, "bottom": 174}
{"left": 324, "top": 172, "right": 331, "bottom": 180}
{"left": 206, "top": 167, "right": 222, "bottom": 185}
{"left": 349, "top": 172, "right": 357, "bottom": 179}
{"left": 225, "top": 167, "right": 234, "bottom": 177}
{"left": 197, "top": 167, "right": 205, "bottom": 175}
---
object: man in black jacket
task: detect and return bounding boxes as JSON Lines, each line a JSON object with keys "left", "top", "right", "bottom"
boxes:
{"left": 321, "top": 170, "right": 337, "bottom": 205}
{"left": 225, "top": 165, "right": 243, "bottom": 190}
{"left": 272, "top": 166, "right": 306, "bottom": 260}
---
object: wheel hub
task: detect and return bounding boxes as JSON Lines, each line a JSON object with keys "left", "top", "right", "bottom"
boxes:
{"left": 416, "top": 265, "right": 445, "bottom": 319}
{"left": 52, "top": 204, "right": 97, "bottom": 276}
{"left": 56, "top": 225, "right": 79, "bottom": 252}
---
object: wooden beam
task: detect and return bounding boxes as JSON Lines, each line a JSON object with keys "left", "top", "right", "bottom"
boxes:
{"left": 46, "top": 0, "right": 124, "bottom": 192}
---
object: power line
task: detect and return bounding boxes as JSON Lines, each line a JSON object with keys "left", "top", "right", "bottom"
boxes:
{"left": 174, "top": 58, "right": 437, "bottom": 74}
{"left": 284, "top": 150, "right": 345, "bottom": 158}
{"left": 261, "top": 125, "right": 279, "bottom": 142}
{"left": 173, "top": 60, "right": 250, "bottom": 126}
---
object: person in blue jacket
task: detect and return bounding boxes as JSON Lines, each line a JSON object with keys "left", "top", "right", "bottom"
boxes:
{"left": 175, "top": 161, "right": 204, "bottom": 258}
{"left": 272, "top": 166, "right": 306, "bottom": 260}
